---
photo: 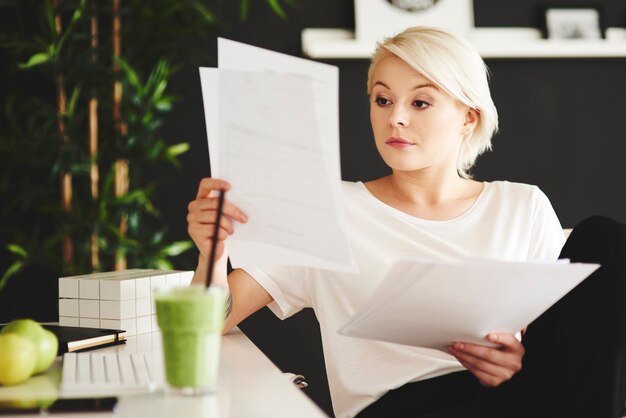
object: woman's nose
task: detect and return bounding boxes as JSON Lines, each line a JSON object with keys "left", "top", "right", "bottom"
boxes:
{"left": 389, "top": 106, "right": 409, "bottom": 127}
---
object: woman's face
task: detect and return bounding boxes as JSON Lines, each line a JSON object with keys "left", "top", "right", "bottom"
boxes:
{"left": 369, "top": 55, "right": 476, "bottom": 175}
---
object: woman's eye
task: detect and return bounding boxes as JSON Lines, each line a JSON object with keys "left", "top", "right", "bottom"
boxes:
{"left": 374, "top": 97, "right": 391, "bottom": 106}
{"left": 413, "top": 100, "right": 430, "bottom": 109}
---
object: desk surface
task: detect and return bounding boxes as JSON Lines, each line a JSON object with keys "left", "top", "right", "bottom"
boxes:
{"left": 0, "top": 328, "right": 328, "bottom": 418}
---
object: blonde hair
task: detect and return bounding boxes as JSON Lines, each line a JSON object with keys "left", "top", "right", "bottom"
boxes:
{"left": 367, "top": 26, "right": 499, "bottom": 178}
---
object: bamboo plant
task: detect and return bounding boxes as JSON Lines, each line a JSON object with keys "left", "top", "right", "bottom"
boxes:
{"left": 0, "top": 0, "right": 295, "bottom": 291}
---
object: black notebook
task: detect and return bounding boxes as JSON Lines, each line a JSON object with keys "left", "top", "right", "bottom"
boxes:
{"left": 43, "top": 325, "right": 126, "bottom": 355}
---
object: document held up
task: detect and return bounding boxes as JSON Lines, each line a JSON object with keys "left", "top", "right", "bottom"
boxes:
{"left": 199, "top": 39, "right": 356, "bottom": 272}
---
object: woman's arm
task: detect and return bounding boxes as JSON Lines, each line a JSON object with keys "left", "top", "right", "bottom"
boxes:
{"left": 188, "top": 177, "right": 273, "bottom": 333}
{"left": 223, "top": 268, "right": 273, "bottom": 332}
{"left": 191, "top": 254, "right": 272, "bottom": 333}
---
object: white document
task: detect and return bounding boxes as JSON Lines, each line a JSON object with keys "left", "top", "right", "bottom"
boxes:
{"left": 340, "top": 258, "right": 600, "bottom": 352}
{"left": 217, "top": 38, "right": 341, "bottom": 184}
{"left": 198, "top": 39, "right": 356, "bottom": 272}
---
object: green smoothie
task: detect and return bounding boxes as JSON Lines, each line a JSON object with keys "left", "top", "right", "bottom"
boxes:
{"left": 155, "top": 286, "right": 226, "bottom": 394}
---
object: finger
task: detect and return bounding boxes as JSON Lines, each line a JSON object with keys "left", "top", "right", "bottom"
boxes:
{"left": 450, "top": 352, "right": 501, "bottom": 387}
{"left": 450, "top": 346, "right": 506, "bottom": 378}
{"left": 472, "top": 342, "right": 522, "bottom": 371}
{"left": 188, "top": 223, "right": 231, "bottom": 242}
{"left": 187, "top": 215, "right": 235, "bottom": 242}
{"left": 189, "top": 212, "right": 236, "bottom": 235}
{"left": 191, "top": 198, "right": 247, "bottom": 223}
{"left": 189, "top": 230, "right": 229, "bottom": 257}
{"left": 452, "top": 354, "right": 492, "bottom": 383}
{"left": 196, "top": 178, "right": 231, "bottom": 199}
{"left": 486, "top": 333, "right": 525, "bottom": 354}
{"left": 449, "top": 344, "right": 521, "bottom": 379}
{"left": 467, "top": 368, "right": 503, "bottom": 388}
{"left": 453, "top": 337, "right": 523, "bottom": 364}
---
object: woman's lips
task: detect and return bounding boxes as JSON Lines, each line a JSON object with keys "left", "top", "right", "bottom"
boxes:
{"left": 385, "top": 137, "right": 415, "bottom": 149}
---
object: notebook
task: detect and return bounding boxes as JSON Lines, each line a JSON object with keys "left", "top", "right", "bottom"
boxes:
{"left": 43, "top": 325, "right": 126, "bottom": 355}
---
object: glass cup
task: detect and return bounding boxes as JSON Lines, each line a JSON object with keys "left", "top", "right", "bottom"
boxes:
{"left": 155, "top": 285, "right": 227, "bottom": 395}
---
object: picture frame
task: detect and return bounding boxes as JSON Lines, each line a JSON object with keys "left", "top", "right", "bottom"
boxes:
{"left": 541, "top": 6, "right": 606, "bottom": 40}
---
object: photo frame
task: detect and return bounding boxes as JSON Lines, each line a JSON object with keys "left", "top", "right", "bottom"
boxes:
{"left": 541, "top": 6, "right": 606, "bottom": 39}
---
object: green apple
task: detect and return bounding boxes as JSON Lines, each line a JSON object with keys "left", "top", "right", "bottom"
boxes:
{"left": 0, "top": 333, "right": 36, "bottom": 385}
{"left": 1, "top": 319, "right": 58, "bottom": 374}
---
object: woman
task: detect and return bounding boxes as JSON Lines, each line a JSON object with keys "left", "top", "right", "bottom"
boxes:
{"left": 187, "top": 27, "right": 626, "bottom": 418}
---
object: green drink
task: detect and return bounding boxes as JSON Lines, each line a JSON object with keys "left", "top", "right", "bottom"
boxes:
{"left": 155, "top": 286, "right": 226, "bottom": 395}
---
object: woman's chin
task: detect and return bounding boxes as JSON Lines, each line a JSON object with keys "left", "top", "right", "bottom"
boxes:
{"left": 380, "top": 156, "right": 425, "bottom": 173}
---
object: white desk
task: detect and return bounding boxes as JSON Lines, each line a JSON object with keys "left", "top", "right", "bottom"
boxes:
{"left": 0, "top": 328, "right": 328, "bottom": 417}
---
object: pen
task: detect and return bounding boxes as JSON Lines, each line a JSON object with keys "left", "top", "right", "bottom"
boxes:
{"left": 206, "top": 189, "right": 225, "bottom": 288}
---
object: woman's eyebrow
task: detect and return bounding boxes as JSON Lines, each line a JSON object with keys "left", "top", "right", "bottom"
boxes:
{"left": 413, "top": 83, "right": 439, "bottom": 91}
{"left": 373, "top": 81, "right": 390, "bottom": 89}
{"left": 372, "top": 81, "right": 439, "bottom": 91}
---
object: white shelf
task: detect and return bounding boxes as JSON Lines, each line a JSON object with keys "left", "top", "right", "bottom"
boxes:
{"left": 302, "top": 27, "right": 626, "bottom": 59}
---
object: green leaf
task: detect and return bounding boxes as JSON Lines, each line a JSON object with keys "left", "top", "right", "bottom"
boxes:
{"left": 7, "top": 244, "right": 27, "bottom": 259}
{"left": 166, "top": 143, "right": 190, "bottom": 159}
{"left": 116, "top": 57, "right": 142, "bottom": 91}
{"left": 67, "top": 86, "right": 81, "bottom": 116}
{"left": 44, "top": 0, "right": 57, "bottom": 36}
{"left": 148, "top": 141, "right": 164, "bottom": 160}
{"left": 128, "top": 211, "right": 140, "bottom": 234}
{"left": 0, "top": 261, "right": 24, "bottom": 292}
{"left": 154, "top": 97, "right": 173, "bottom": 112}
{"left": 155, "top": 259, "right": 174, "bottom": 270}
{"left": 152, "top": 79, "right": 168, "bottom": 101}
{"left": 266, "top": 0, "right": 288, "bottom": 19}
{"left": 69, "top": 1, "right": 84, "bottom": 25}
{"left": 19, "top": 52, "right": 50, "bottom": 69}
{"left": 239, "top": 0, "right": 250, "bottom": 21}
{"left": 55, "top": 0, "right": 87, "bottom": 54}
{"left": 68, "top": 163, "right": 91, "bottom": 175}
{"left": 151, "top": 231, "right": 165, "bottom": 245}
{"left": 159, "top": 240, "right": 194, "bottom": 256}
{"left": 192, "top": 1, "right": 217, "bottom": 25}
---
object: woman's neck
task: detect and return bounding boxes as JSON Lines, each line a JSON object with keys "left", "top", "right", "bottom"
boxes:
{"left": 365, "top": 169, "right": 483, "bottom": 221}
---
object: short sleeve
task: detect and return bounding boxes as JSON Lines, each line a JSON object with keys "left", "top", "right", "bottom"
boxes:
{"left": 528, "top": 187, "right": 566, "bottom": 260}
{"left": 241, "top": 265, "right": 310, "bottom": 320}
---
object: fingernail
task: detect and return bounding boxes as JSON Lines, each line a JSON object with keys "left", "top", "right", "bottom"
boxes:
{"left": 488, "top": 334, "right": 498, "bottom": 342}
{"left": 455, "top": 342, "right": 464, "bottom": 350}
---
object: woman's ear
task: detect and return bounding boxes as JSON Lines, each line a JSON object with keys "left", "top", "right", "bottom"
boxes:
{"left": 461, "top": 108, "right": 479, "bottom": 136}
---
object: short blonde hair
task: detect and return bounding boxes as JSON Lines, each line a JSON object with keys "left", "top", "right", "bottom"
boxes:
{"left": 367, "top": 26, "right": 499, "bottom": 178}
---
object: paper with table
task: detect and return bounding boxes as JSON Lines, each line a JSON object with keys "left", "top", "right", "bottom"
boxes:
{"left": 199, "top": 39, "right": 356, "bottom": 272}
{"left": 340, "top": 258, "right": 600, "bottom": 352}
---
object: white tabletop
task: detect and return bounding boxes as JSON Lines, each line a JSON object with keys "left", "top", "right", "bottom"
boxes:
{"left": 0, "top": 328, "right": 328, "bottom": 417}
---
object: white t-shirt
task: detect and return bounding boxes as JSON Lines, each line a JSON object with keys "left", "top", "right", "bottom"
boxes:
{"left": 243, "top": 180, "right": 565, "bottom": 418}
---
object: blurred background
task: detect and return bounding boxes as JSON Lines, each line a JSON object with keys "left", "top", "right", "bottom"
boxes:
{"left": 1, "top": 1, "right": 625, "bottom": 415}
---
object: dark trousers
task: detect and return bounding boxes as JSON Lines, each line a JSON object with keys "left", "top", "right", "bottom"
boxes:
{"left": 357, "top": 216, "right": 626, "bottom": 418}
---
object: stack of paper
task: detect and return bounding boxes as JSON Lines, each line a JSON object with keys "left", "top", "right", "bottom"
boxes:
{"left": 58, "top": 269, "right": 193, "bottom": 336}
{"left": 340, "top": 258, "right": 599, "bottom": 351}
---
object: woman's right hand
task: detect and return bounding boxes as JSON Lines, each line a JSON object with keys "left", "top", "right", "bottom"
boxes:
{"left": 187, "top": 178, "right": 248, "bottom": 262}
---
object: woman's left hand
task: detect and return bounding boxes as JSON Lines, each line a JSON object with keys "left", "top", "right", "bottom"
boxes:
{"left": 447, "top": 333, "right": 525, "bottom": 387}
